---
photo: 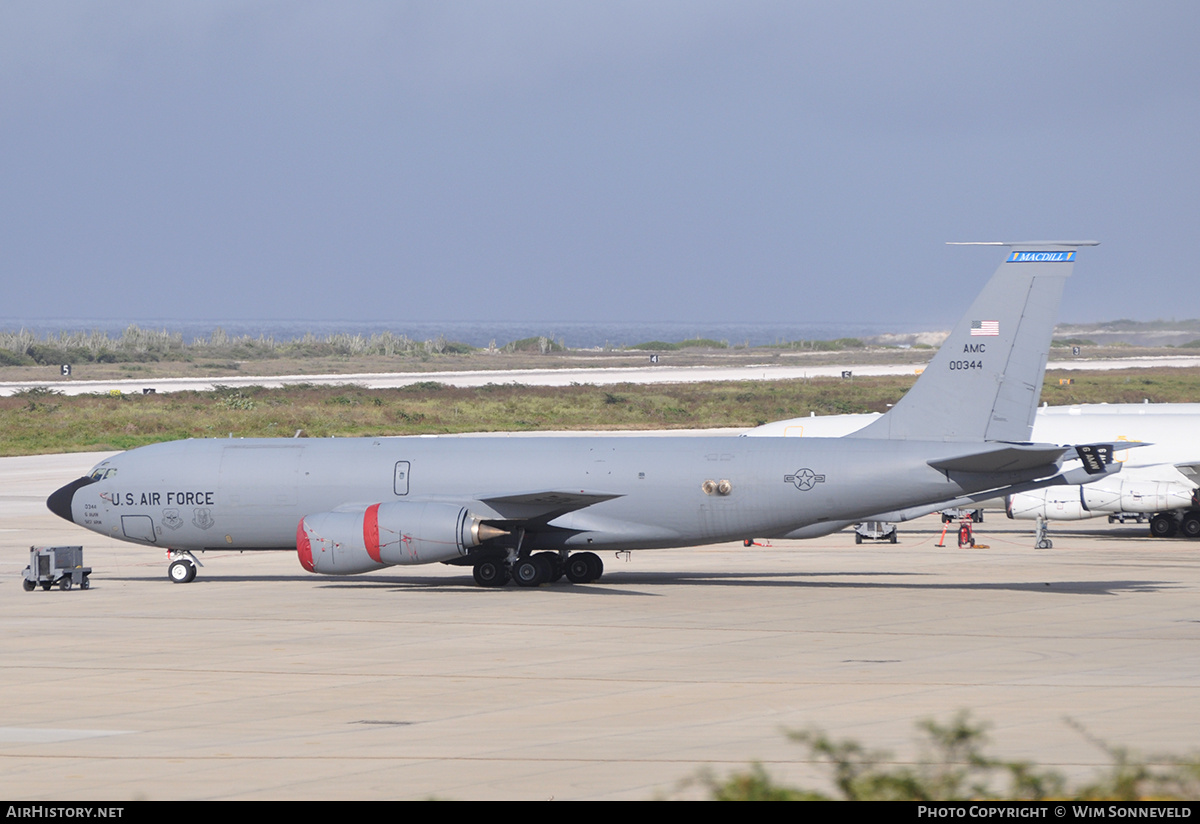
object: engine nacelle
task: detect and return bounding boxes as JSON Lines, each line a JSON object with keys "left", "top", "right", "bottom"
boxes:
{"left": 297, "top": 501, "right": 503, "bottom": 575}
{"left": 1008, "top": 479, "right": 1198, "bottom": 521}
{"left": 1006, "top": 489, "right": 1089, "bottom": 521}
{"left": 1080, "top": 480, "right": 1195, "bottom": 514}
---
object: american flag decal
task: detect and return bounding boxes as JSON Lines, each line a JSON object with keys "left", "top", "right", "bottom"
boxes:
{"left": 971, "top": 320, "right": 999, "bottom": 336}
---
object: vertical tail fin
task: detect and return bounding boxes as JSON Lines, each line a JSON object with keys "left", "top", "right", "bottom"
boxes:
{"left": 849, "top": 241, "right": 1097, "bottom": 443}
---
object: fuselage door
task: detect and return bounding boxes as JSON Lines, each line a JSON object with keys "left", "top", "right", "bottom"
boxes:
{"left": 394, "top": 461, "right": 410, "bottom": 496}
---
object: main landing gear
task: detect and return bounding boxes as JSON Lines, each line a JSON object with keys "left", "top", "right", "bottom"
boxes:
{"left": 472, "top": 551, "right": 603, "bottom": 588}
{"left": 167, "top": 550, "right": 202, "bottom": 584}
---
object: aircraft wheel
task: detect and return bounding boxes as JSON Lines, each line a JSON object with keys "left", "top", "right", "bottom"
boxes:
{"left": 472, "top": 560, "right": 508, "bottom": 587}
{"left": 169, "top": 559, "right": 197, "bottom": 584}
{"left": 513, "top": 557, "right": 545, "bottom": 587}
{"left": 855, "top": 532, "right": 863, "bottom": 544}
{"left": 59, "top": 578, "right": 72, "bottom": 591}
{"left": 580, "top": 551, "right": 603, "bottom": 583}
{"left": 1150, "top": 513, "right": 1178, "bottom": 538}
{"left": 533, "top": 552, "right": 563, "bottom": 582}
{"left": 889, "top": 532, "right": 897, "bottom": 544}
{"left": 565, "top": 554, "right": 592, "bottom": 584}
{"left": 1036, "top": 539, "right": 1053, "bottom": 549}
{"left": 1181, "top": 512, "right": 1200, "bottom": 539}
{"left": 22, "top": 578, "right": 36, "bottom": 592}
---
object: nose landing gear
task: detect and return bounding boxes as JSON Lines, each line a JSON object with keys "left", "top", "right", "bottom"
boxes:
{"left": 167, "top": 550, "right": 202, "bottom": 583}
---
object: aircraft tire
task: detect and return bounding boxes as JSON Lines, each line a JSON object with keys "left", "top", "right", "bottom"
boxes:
{"left": 513, "top": 557, "right": 545, "bottom": 587}
{"left": 580, "top": 552, "right": 602, "bottom": 583}
{"left": 1181, "top": 512, "right": 1200, "bottom": 539}
{"left": 1150, "top": 513, "right": 1178, "bottom": 538}
{"left": 533, "top": 552, "right": 563, "bottom": 582}
{"left": 473, "top": 560, "right": 508, "bottom": 588}
{"left": 565, "top": 554, "right": 592, "bottom": 584}
{"left": 169, "top": 559, "right": 197, "bottom": 584}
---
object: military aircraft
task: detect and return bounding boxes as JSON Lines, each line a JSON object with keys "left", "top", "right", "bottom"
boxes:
{"left": 48, "top": 241, "right": 1110, "bottom": 587}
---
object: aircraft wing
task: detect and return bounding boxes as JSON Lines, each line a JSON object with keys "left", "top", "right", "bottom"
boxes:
{"left": 474, "top": 490, "right": 624, "bottom": 524}
{"left": 1174, "top": 462, "right": 1200, "bottom": 480}
{"left": 330, "top": 489, "right": 625, "bottom": 528}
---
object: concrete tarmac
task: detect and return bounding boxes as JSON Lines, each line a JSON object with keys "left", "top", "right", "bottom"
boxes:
{"left": 3, "top": 452, "right": 1200, "bottom": 800}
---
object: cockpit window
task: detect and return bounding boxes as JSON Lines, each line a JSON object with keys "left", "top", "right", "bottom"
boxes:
{"left": 89, "top": 468, "right": 117, "bottom": 481}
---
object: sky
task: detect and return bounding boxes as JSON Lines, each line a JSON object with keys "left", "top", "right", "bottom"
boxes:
{"left": 2, "top": 2, "right": 1197, "bottom": 329}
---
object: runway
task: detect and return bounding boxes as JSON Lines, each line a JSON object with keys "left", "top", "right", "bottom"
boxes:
{"left": 4, "top": 354, "right": 1200, "bottom": 396}
{"left": 3, "top": 452, "right": 1200, "bottom": 800}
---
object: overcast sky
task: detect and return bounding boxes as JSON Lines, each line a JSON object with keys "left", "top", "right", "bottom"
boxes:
{"left": 2, "top": 2, "right": 1197, "bottom": 328}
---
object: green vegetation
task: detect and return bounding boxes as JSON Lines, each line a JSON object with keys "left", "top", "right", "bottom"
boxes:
{"left": 5, "top": 366, "right": 1200, "bottom": 457}
{"left": 702, "top": 713, "right": 1200, "bottom": 801}
{"left": 0, "top": 379, "right": 858, "bottom": 455}
{"left": 503, "top": 336, "right": 566, "bottom": 353}
{"left": 770, "top": 338, "right": 868, "bottom": 351}
{"left": 626, "top": 338, "right": 729, "bottom": 351}
{"left": 1058, "top": 318, "right": 1200, "bottom": 333}
{"left": 7, "top": 322, "right": 1199, "bottom": 369}
{"left": 0, "top": 325, "right": 487, "bottom": 365}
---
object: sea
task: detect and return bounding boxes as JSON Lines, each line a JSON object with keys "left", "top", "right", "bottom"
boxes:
{"left": 0, "top": 318, "right": 934, "bottom": 349}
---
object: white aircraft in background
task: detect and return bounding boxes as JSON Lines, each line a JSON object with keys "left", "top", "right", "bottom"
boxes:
{"left": 747, "top": 403, "right": 1200, "bottom": 540}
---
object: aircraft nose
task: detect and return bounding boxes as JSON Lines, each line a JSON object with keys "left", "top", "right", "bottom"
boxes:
{"left": 46, "top": 476, "right": 97, "bottom": 523}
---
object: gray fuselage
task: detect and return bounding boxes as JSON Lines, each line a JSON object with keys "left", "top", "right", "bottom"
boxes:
{"left": 65, "top": 434, "right": 1051, "bottom": 554}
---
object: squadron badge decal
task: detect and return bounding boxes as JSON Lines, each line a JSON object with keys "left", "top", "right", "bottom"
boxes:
{"left": 192, "top": 508, "right": 215, "bottom": 530}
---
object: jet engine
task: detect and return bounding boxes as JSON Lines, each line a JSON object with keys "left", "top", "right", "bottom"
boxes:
{"left": 1079, "top": 480, "right": 1195, "bottom": 514}
{"left": 297, "top": 501, "right": 506, "bottom": 575}
{"left": 1006, "top": 489, "right": 1089, "bottom": 521}
{"left": 1007, "top": 480, "right": 1197, "bottom": 521}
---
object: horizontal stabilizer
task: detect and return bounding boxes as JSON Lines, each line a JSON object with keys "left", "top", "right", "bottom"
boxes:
{"left": 928, "top": 444, "right": 1068, "bottom": 474}
{"left": 868, "top": 461, "right": 1124, "bottom": 524}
